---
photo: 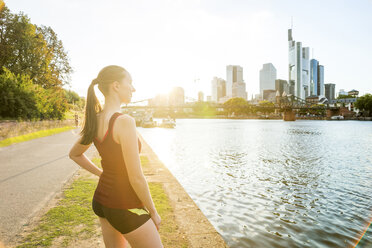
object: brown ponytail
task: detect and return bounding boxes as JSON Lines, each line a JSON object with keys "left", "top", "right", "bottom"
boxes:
{"left": 79, "top": 65, "right": 128, "bottom": 145}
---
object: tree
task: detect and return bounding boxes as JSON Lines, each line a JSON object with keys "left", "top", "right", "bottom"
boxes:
{"left": 0, "top": 68, "right": 69, "bottom": 120}
{"left": 64, "top": 89, "right": 85, "bottom": 110}
{"left": 0, "top": 5, "right": 72, "bottom": 120}
{"left": 192, "top": 102, "right": 217, "bottom": 116}
{"left": 0, "top": 6, "right": 72, "bottom": 89}
{"left": 0, "top": 68, "right": 38, "bottom": 119}
{"left": 355, "top": 94, "right": 372, "bottom": 117}
{"left": 337, "top": 94, "right": 355, "bottom": 99}
{"left": 37, "top": 26, "right": 72, "bottom": 87}
{"left": 309, "top": 104, "right": 326, "bottom": 116}
{"left": 258, "top": 100, "right": 275, "bottom": 114}
{"left": 223, "top": 97, "right": 250, "bottom": 116}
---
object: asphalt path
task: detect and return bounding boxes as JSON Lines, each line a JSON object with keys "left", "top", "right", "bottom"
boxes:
{"left": 0, "top": 129, "right": 96, "bottom": 245}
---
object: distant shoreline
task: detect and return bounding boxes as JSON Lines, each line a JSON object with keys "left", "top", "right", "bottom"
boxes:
{"left": 154, "top": 116, "right": 372, "bottom": 121}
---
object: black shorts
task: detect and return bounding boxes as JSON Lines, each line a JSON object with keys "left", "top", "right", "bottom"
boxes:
{"left": 92, "top": 198, "right": 151, "bottom": 234}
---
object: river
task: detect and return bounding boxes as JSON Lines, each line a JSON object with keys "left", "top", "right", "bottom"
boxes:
{"left": 138, "top": 119, "right": 372, "bottom": 248}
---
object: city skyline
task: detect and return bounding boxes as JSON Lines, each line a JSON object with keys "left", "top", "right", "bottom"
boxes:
{"left": 6, "top": 0, "right": 372, "bottom": 102}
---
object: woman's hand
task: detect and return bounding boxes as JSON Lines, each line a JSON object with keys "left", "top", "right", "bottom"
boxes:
{"left": 150, "top": 212, "right": 161, "bottom": 231}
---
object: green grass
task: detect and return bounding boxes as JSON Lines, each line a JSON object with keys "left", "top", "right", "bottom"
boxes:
{"left": 142, "top": 155, "right": 189, "bottom": 248}
{"left": 17, "top": 175, "right": 98, "bottom": 247}
{"left": 0, "top": 126, "right": 76, "bottom": 148}
{"left": 150, "top": 182, "right": 188, "bottom": 247}
{"left": 17, "top": 156, "right": 189, "bottom": 248}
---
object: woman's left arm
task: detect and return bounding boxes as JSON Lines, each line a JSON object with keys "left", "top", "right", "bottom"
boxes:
{"left": 69, "top": 138, "right": 102, "bottom": 177}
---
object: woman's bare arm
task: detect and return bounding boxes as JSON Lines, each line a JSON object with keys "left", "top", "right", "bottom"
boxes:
{"left": 69, "top": 138, "right": 102, "bottom": 177}
{"left": 115, "top": 115, "right": 158, "bottom": 215}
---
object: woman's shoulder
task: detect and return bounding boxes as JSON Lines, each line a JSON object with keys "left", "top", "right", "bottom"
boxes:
{"left": 114, "top": 114, "right": 136, "bottom": 130}
{"left": 116, "top": 113, "right": 134, "bottom": 122}
{"left": 113, "top": 114, "right": 137, "bottom": 142}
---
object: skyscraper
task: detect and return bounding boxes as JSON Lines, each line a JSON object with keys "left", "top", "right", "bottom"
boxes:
{"left": 232, "top": 82, "right": 247, "bottom": 100}
{"left": 198, "top": 91, "right": 204, "bottom": 102}
{"left": 259, "top": 63, "right": 277, "bottom": 96}
{"left": 275, "top": 79, "right": 289, "bottom": 96}
{"left": 310, "top": 59, "right": 318, "bottom": 95}
{"left": 169, "top": 87, "right": 185, "bottom": 106}
{"left": 317, "top": 65, "right": 324, "bottom": 96}
{"left": 226, "top": 65, "right": 243, "bottom": 98}
{"left": 211, "top": 77, "right": 226, "bottom": 103}
{"left": 324, "top": 83, "right": 335, "bottom": 101}
{"left": 288, "top": 29, "right": 310, "bottom": 99}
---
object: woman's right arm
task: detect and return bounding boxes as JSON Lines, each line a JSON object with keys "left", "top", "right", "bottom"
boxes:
{"left": 115, "top": 115, "right": 161, "bottom": 228}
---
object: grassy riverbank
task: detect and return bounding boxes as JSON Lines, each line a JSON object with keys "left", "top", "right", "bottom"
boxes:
{"left": 0, "top": 126, "right": 75, "bottom": 148}
{"left": 16, "top": 156, "right": 188, "bottom": 248}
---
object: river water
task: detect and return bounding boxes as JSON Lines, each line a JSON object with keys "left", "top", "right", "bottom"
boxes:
{"left": 138, "top": 119, "right": 372, "bottom": 248}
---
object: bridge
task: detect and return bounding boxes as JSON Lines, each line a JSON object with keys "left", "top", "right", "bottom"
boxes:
{"left": 125, "top": 95, "right": 345, "bottom": 121}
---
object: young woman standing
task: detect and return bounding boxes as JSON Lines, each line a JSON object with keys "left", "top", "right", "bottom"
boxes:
{"left": 69, "top": 65, "right": 163, "bottom": 248}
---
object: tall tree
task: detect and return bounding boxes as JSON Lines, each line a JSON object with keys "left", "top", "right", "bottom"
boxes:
{"left": 0, "top": 6, "right": 72, "bottom": 89}
{"left": 223, "top": 97, "right": 250, "bottom": 115}
{"left": 355, "top": 94, "right": 372, "bottom": 117}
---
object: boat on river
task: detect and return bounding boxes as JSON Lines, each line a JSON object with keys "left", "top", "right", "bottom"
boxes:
{"left": 330, "top": 115, "right": 344, "bottom": 120}
{"left": 159, "top": 117, "right": 176, "bottom": 128}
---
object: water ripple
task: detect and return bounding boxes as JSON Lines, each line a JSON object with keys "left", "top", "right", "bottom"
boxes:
{"left": 139, "top": 119, "right": 372, "bottom": 248}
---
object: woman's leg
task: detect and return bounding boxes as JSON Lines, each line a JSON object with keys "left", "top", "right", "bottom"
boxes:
{"left": 99, "top": 217, "right": 130, "bottom": 248}
{"left": 123, "top": 219, "right": 163, "bottom": 248}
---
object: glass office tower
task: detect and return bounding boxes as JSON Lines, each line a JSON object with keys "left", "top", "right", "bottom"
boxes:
{"left": 310, "top": 59, "right": 318, "bottom": 95}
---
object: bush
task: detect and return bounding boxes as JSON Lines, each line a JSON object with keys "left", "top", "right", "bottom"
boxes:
{"left": 355, "top": 94, "right": 372, "bottom": 116}
{"left": 0, "top": 68, "right": 69, "bottom": 120}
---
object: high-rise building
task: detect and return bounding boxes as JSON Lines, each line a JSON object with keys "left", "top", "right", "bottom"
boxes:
{"left": 232, "top": 82, "right": 247, "bottom": 99}
{"left": 310, "top": 59, "right": 318, "bottom": 95}
{"left": 288, "top": 29, "right": 311, "bottom": 99}
{"left": 226, "top": 65, "right": 243, "bottom": 97}
{"left": 317, "top": 65, "right": 324, "bottom": 96}
{"left": 168, "top": 87, "right": 185, "bottom": 106}
{"left": 324, "top": 83, "right": 335, "bottom": 101}
{"left": 211, "top": 77, "right": 226, "bottom": 103}
{"left": 263, "top": 89, "right": 277, "bottom": 102}
{"left": 275, "top": 79, "right": 289, "bottom": 96}
{"left": 260, "top": 63, "right": 277, "bottom": 96}
{"left": 198, "top": 91, "right": 204, "bottom": 102}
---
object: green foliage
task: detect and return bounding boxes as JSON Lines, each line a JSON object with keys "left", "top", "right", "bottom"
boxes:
{"left": 192, "top": 102, "right": 217, "bottom": 116}
{"left": 0, "top": 68, "right": 40, "bottom": 119}
{"left": 258, "top": 100, "right": 275, "bottom": 114}
{"left": 337, "top": 94, "right": 356, "bottom": 99}
{"left": 0, "top": 68, "right": 69, "bottom": 119}
{"left": 258, "top": 100, "right": 275, "bottom": 107}
{"left": 223, "top": 97, "right": 251, "bottom": 115}
{"left": 0, "top": 5, "right": 73, "bottom": 120}
{"left": 64, "top": 89, "right": 85, "bottom": 110}
{"left": 0, "top": 6, "right": 72, "bottom": 88}
{"left": 309, "top": 104, "right": 326, "bottom": 116}
{"left": 355, "top": 94, "right": 372, "bottom": 116}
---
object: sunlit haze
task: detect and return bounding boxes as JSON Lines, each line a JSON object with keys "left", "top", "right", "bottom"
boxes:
{"left": 6, "top": 0, "right": 372, "bottom": 102}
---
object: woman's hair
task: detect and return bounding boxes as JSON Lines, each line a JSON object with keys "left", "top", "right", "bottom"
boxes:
{"left": 80, "top": 65, "right": 128, "bottom": 145}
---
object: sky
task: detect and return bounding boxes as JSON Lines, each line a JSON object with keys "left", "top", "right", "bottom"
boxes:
{"left": 5, "top": 0, "right": 372, "bottom": 103}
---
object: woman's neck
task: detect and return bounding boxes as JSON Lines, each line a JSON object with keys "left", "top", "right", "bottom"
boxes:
{"left": 102, "top": 95, "right": 121, "bottom": 114}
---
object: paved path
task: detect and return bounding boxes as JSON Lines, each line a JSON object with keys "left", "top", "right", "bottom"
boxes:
{"left": 0, "top": 129, "right": 95, "bottom": 246}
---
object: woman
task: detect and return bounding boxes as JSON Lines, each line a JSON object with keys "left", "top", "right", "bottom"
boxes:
{"left": 69, "top": 65, "right": 163, "bottom": 248}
